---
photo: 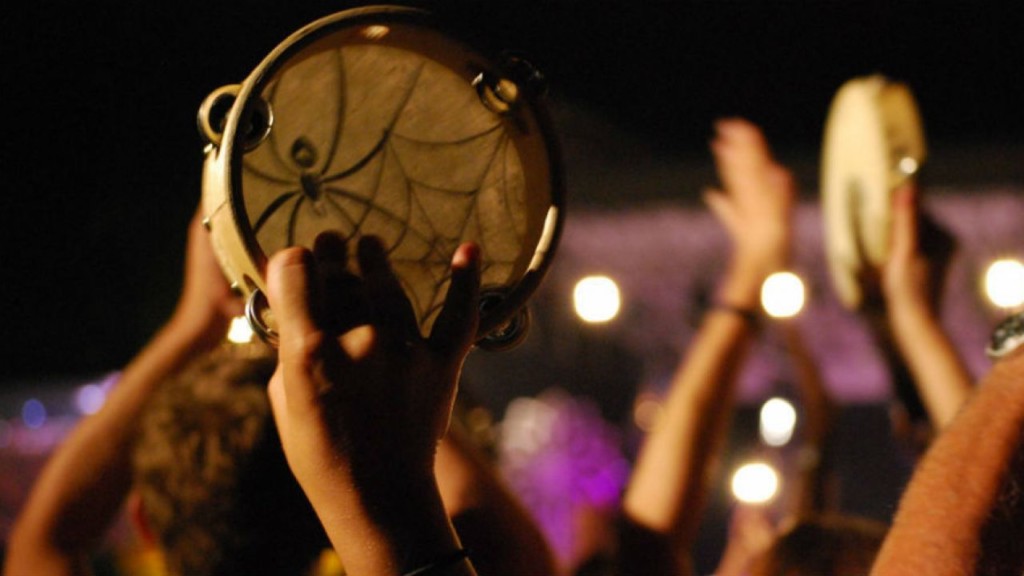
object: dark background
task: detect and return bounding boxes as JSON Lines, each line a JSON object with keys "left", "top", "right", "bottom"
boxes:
{"left": 2, "top": 1, "right": 1022, "bottom": 382}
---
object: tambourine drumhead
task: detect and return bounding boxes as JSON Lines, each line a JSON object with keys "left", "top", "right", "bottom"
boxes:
{"left": 821, "top": 75, "right": 926, "bottom": 309}
{"left": 201, "top": 6, "right": 563, "bottom": 342}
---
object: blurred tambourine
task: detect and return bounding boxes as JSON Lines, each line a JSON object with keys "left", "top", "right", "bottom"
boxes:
{"left": 198, "top": 6, "right": 564, "bottom": 349}
{"left": 821, "top": 74, "right": 927, "bottom": 309}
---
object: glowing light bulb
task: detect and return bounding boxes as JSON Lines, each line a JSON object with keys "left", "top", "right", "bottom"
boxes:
{"left": 574, "top": 276, "right": 621, "bottom": 323}
{"left": 228, "top": 316, "right": 255, "bottom": 344}
{"left": 761, "top": 272, "right": 805, "bottom": 318}
{"left": 759, "top": 397, "right": 797, "bottom": 447}
{"left": 984, "top": 259, "right": 1024, "bottom": 309}
{"left": 75, "top": 384, "right": 107, "bottom": 415}
{"left": 731, "top": 462, "right": 780, "bottom": 504}
{"left": 898, "top": 156, "right": 919, "bottom": 176}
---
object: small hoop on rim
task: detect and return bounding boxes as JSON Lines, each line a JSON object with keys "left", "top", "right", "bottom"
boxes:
{"left": 245, "top": 289, "right": 279, "bottom": 347}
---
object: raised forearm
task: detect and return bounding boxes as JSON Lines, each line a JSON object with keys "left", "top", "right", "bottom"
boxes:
{"left": 780, "top": 323, "right": 836, "bottom": 516}
{"left": 623, "top": 117, "right": 791, "bottom": 568}
{"left": 304, "top": 464, "right": 474, "bottom": 576}
{"left": 623, "top": 258, "right": 761, "bottom": 544}
{"left": 265, "top": 240, "right": 482, "bottom": 576}
{"left": 871, "top": 350, "right": 1024, "bottom": 575}
{"left": 437, "top": 431, "right": 556, "bottom": 576}
{"left": 887, "top": 302, "right": 973, "bottom": 428}
{"left": 6, "top": 316, "right": 223, "bottom": 574}
{"left": 781, "top": 323, "right": 835, "bottom": 446}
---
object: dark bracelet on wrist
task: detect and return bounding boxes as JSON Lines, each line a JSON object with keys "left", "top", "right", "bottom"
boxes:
{"left": 403, "top": 548, "right": 471, "bottom": 576}
{"left": 712, "top": 303, "right": 760, "bottom": 326}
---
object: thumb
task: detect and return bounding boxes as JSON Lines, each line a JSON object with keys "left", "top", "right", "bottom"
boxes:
{"left": 888, "top": 184, "right": 919, "bottom": 263}
{"left": 266, "top": 247, "right": 325, "bottom": 408}
{"left": 266, "top": 365, "right": 289, "bottom": 436}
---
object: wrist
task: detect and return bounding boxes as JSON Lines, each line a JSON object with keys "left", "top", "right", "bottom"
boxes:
{"left": 718, "top": 257, "right": 771, "bottom": 310}
{"left": 314, "top": 470, "right": 464, "bottom": 575}
{"left": 885, "top": 289, "right": 936, "bottom": 317}
{"left": 886, "top": 300, "right": 941, "bottom": 338}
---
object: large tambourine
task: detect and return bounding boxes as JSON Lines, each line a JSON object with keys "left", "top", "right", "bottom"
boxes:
{"left": 198, "top": 6, "right": 564, "bottom": 349}
{"left": 821, "top": 75, "right": 926, "bottom": 309}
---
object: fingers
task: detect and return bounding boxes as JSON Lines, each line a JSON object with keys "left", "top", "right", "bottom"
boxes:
{"left": 430, "top": 242, "right": 481, "bottom": 359}
{"left": 765, "top": 163, "right": 796, "bottom": 201}
{"left": 357, "top": 236, "right": 420, "bottom": 347}
{"left": 711, "top": 118, "right": 773, "bottom": 192}
{"left": 889, "top": 184, "right": 919, "bottom": 262}
{"left": 266, "top": 247, "right": 325, "bottom": 407}
{"left": 708, "top": 118, "right": 795, "bottom": 211}
{"left": 181, "top": 205, "right": 244, "bottom": 320}
{"left": 713, "top": 117, "right": 767, "bottom": 153}
{"left": 313, "top": 232, "right": 370, "bottom": 333}
{"left": 267, "top": 247, "right": 321, "bottom": 338}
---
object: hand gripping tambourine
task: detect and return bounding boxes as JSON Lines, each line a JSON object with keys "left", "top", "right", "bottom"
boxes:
{"left": 197, "top": 6, "right": 564, "bottom": 349}
{"left": 821, "top": 75, "right": 926, "bottom": 309}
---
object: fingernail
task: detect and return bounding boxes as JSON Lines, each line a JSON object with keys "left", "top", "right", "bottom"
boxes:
{"left": 452, "top": 243, "right": 480, "bottom": 269}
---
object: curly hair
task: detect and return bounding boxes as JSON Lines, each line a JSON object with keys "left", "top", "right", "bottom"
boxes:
{"left": 132, "top": 344, "right": 329, "bottom": 576}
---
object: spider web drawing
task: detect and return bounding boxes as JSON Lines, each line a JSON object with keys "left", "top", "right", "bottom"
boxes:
{"left": 238, "top": 42, "right": 543, "bottom": 333}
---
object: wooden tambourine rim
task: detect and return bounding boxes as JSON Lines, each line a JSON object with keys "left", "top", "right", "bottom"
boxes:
{"left": 202, "top": 5, "right": 565, "bottom": 341}
{"left": 820, "top": 74, "right": 926, "bottom": 309}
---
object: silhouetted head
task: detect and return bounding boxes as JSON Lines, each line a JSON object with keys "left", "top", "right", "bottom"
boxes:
{"left": 132, "top": 344, "right": 329, "bottom": 576}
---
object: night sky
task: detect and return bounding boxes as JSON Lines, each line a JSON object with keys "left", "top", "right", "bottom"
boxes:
{"left": 3, "top": 2, "right": 1022, "bottom": 382}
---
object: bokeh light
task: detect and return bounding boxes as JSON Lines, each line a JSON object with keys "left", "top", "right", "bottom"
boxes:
{"left": 898, "top": 156, "right": 919, "bottom": 176}
{"left": 731, "top": 462, "right": 780, "bottom": 504}
{"left": 573, "top": 276, "right": 621, "bottom": 323}
{"left": 74, "top": 384, "right": 107, "bottom": 415}
{"left": 22, "top": 399, "right": 47, "bottom": 430}
{"left": 759, "top": 397, "right": 797, "bottom": 447}
{"left": 228, "top": 316, "right": 255, "bottom": 344}
{"left": 632, "top": 392, "right": 664, "bottom": 432}
{"left": 984, "top": 258, "right": 1024, "bottom": 309}
{"left": 761, "top": 272, "right": 806, "bottom": 318}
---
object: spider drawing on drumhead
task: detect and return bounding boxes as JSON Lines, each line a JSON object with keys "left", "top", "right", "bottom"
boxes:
{"left": 237, "top": 43, "right": 538, "bottom": 333}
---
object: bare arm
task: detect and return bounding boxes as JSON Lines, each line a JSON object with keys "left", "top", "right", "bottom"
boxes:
{"left": 5, "top": 210, "right": 240, "bottom": 576}
{"left": 715, "top": 315, "right": 845, "bottom": 576}
{"left": 871, "top": 346, "right": 1024, "bottom": 575}
{"left": 779, "top": 322, "right": 838, "bottom": 517}
{"left": 879, "top": 186, "right": 972, "bottom": 428}
{"left": 713, "top": 502, "right": 777, "bottom": 576}
{"left": 266, "top": 234, "right": 481, "bottom": 576}
{"left": 621, "top": 119, "right": 794, "bottom": 574}
{"left": 622, "top": 261, "right": 763, "bottom": 541}
{"left": 437, "top": 427, "right": 558, "bottom": 576}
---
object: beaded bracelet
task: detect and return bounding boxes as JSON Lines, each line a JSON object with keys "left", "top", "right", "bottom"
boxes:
{"left": 403, "top": 548, "right": 471, "bottom": 576}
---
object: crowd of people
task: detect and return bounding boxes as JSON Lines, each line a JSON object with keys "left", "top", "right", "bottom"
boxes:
{"left": 4, "top": 117, "right": 1023, "bottom": 576}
